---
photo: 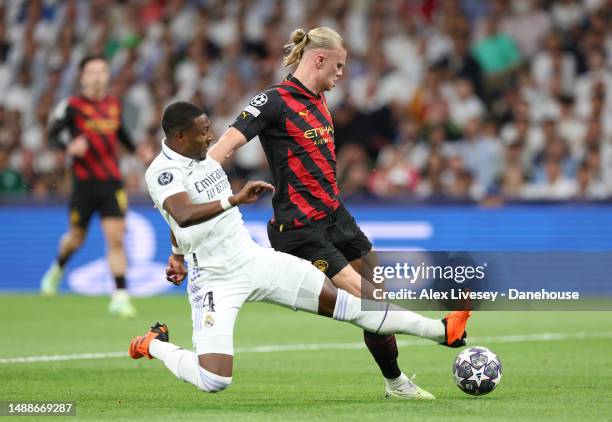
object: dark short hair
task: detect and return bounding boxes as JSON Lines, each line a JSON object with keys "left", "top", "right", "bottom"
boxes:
{"left": 79, "top": 54, "right": 108, "bottom": 72}
{"left": 162, "top": 102, "right": 206, "bottom": 138}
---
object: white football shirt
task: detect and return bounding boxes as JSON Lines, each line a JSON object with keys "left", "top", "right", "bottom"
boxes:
{"left": 145, "top": 140, "right": 258, "bottom": 272}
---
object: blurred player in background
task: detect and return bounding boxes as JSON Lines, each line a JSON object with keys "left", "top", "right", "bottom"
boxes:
{"left": 208, "top": 27, "right": 423, "bottom": 399}
{"left": 131, "top": 101, "right": 470, "bottom": 396}
{"left": 40, "top": 54, "right": 137, "bottom": 318}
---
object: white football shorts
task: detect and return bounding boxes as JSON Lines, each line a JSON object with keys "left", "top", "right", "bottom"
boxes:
{"left": 187, "top": 246, "right": 326, "bottom": 356}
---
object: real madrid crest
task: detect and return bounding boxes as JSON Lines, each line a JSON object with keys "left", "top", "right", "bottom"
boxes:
{"left": 205, "top": 313, "right": 215, "bottom": 328}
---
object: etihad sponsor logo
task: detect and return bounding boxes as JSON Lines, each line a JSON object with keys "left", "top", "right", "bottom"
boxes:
{"left": 108, "top": 104, "right": 119, "bottom": 117}
{"left": 81, "top": 104, "right": 97, "bottom": 117}
{"left": 304, "top": 125, "right": 334, "bottom": 146}
{"left": 83, "top": 118, "right": 120, "bottom": 133}
{"left": 313, "top": 138, "right": 332, "bottom": 146}
{"left": 304, "top": 125, "right": 333, "bottom": 139}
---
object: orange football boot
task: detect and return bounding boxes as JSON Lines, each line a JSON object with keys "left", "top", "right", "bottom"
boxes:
{"left": 441, "top": 311, "right": 471, "bottom": 348}
{"left": 129, "top": 322, "right": 169, "bottom": 359}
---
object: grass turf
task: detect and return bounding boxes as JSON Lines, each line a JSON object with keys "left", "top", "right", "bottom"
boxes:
{"left": 1, "top": 294, "right": 611, "bottom": 421}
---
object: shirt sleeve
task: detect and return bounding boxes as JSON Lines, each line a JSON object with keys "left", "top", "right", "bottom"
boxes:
{"left": 146, "top": 164, "right": 187, "bottom": 208}
{"left": 118, "top": 124, "right": 136, "bottom": 153}
{"left": 47, "top": 99, "right": 74, "bottom": 149}
{"left": 116, "top": 100, "right": 136, "bottom": 152}
{"left": 230, "top": 89, "right": 281, "bottom": 141}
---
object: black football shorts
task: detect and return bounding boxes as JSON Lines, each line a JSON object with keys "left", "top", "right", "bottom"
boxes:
{"left": 267, "top": 204, "right": 372, "bottom": 278}
{"left": 68, "top": 180, "right": 127, "bottom": 228}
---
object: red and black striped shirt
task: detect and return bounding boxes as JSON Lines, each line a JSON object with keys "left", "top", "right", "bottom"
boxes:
{"left": 49, "top": 94, "right": 135, "bottom": 182}
{"left": 232, "top": 74, "right": 340, "bottom": 228}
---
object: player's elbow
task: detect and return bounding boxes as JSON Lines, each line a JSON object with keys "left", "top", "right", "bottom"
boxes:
{"left": 176, "top": 216, "right": 198, "bottom": 228}
{"left": 208, "top": 128, "right": 246, "bottom": 163}
{"left": 167, "top": 207, "right": 193, "bottom": 228}
{"left": 174, "top": 214, "right": 191, "bottom": 228}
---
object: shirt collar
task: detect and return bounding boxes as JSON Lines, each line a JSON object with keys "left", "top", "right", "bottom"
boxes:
{"left": 285, "top": 73, "right": 320, "bottom": 99}
{"left": 161, "top": 139, "right": 193, "bottom": 164}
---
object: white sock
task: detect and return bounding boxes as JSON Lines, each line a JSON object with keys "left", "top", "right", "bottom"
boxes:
{"left": 46, "top": 261, "right": 64, "bottom": 277}
{"left": 385, "top": 372, "right": 409, "bottom": 389}
{"left": 112, "top": 289, "right": 129, "bottom": 300}
{"left": 333, "top": 289, "right": 445, "bottom": 342}
{"left": 148, "top": 340, "right": 232, "bottom": 392}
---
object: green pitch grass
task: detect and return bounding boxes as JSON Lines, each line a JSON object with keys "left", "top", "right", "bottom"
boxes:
{"left": 1, "top": 295, "right": 611, "bottom": 421}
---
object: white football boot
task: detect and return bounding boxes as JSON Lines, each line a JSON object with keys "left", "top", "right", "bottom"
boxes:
{"left": 40, "top": 262, "right": 63, "bottom": 296}
{"left": 109, "top": 289, "right": 137, "bottom": 318}
{"left": 384, "top": 374, "right": 436, "bottom": 400}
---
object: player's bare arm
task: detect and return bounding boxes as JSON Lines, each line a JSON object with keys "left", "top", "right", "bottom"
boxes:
{"left": 207, "top": 127, "right": 247, "bottom": 164}
{"left": 166, "top": 230, "right": 186, "bottom": 285}
{"left": 162, "top": 180, "right": 273, "bottom": 227}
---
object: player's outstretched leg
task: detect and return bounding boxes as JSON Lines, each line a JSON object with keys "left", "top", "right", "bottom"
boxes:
{"left": 327, "top": 291, "right": 442, "bottom": 400}
{"left": 328, "top": 289, "right": 470, "bottom": 346}
{"left": 361, "top": 331, "right": 428, "bottom": 399}
{"left": 349, "top": 255, "right": 426, "bottom": 400}
{"left": 41, "top": 226, "right": 86, "bottom": 296}
{"left": 317, "top": 282, "right": 472, "bottom": 399}
{"left": 129, "top": 323, "right": 232, "bottom": 393}
{"left": 297, "top": 277, "right": 471, "bottom": 399}
{"left": 103, "top": 217, "right": 137, "bottom": 318}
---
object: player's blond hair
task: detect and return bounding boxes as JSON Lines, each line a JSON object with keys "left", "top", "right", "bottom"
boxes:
{"left": 282, "top": 27, "right": 345, "bottom": 67}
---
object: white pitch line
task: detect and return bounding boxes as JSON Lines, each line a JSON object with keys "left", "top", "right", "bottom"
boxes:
{"left": 0, "top": 351, "right": 127, "bottom": 364}
{"left": 1, "top": 331, "right": 611, "bottom": 364}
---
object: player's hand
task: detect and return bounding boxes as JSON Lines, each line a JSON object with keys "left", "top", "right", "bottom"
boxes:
{"left": 166, "top": 254, "right": 187, "bottom": 286}
{"left": 232, "top": 181, "right": 274, "bottom": 205}
{"left": 67, "top": 135, "right": 88, "bottom": 157}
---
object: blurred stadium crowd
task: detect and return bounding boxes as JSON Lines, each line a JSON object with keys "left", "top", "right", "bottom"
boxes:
{"left": 0, "top": 0, "right": 611, "bottom": 202}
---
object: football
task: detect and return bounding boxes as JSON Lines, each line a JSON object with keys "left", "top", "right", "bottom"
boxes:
{"left": 453, "top": 346, "right": 502, "bottom": 396}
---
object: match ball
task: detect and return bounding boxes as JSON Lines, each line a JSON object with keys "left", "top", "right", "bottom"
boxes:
{"left": 453, "top": 346, "right": 502, "bottom": 396}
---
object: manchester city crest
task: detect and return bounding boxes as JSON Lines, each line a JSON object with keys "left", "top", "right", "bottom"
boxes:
{"left": 313, "top": 259, "right": 329, "bottom": 273}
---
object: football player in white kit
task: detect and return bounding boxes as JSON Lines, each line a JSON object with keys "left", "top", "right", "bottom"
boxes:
{"left": 129, "top": 102, "right": 471, "bottom": 398}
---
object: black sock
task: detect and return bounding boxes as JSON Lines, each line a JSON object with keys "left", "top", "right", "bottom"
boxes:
{"left": 57, "top": 255, "right": 69, "bottom": 268}
{"left": 363, "top": 331, "right": 401, "bottom": 379}
{"left": 114, "top": 275, "right": 126, "bottom": 290}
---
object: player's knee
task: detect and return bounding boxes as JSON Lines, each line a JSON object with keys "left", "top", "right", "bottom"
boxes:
{"left": 333, "top": 289, "right": 366, "bottom": 322}
{"left": 201, "top": 378, "right": 231, "bottom": 393}
{"left": 105, "top": 233, "right": 124, "bottom": 250}
{"left": 332, "top": 272, "right": 361, "bottom": 298}
{"left": 108, "top": 239, "right": 124, "bottom": 251}
{"left": 197, "top": 367, "right": 232, "bottom": 393}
